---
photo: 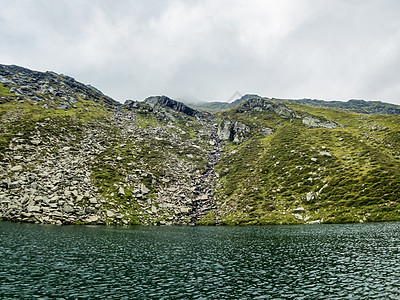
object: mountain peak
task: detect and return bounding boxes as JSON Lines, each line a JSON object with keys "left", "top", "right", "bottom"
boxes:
{"left": 0, "top": 64, "right": 118, "bottom": 109}
{"left": 144, "top": 95, "right": 203, "bottom": 118}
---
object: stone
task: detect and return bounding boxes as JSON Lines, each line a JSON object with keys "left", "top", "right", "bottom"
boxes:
{"left": 63, "top": 205, "right": 75, "bottom": 213}
{"left": 27, "top": 205, "right": 41, "bottom": 213}
{"left": 118, "top": 186, "right": 125, "bottom": 195}
{"left": 310, "top": 158, "right": 318, "bottom": 162}
{"left": 11, "top": 165, "right": 23, "bottom": 172}
{"left": 140, "top": 184, "right": 150, "bottom": 194}
{"left": 49, "top": 196, "right": 59, "bottom": 203}
{"left": 259, "top": 128, "right": 274, "bottom": 135}
{"left": 305, "top": 192, "right": 314, "bottom": 201}
{"left": 106, "top": 210, "right": 115, "bottom": 218}
{"left": 319, "top": 151, "right": 332, "bottom": 157}
{"left": 21, "top": 212, "right": 32, "bottom": 218}
{"left": 302, "top": 117, "right": 337, "bottom": 129}
{"left": 197, "top": 195, "right": 208, "bottom": 201}
{"left": 293, "top": 207, "right": 306, "bottom": 213}
{"left": 30, "top": 139, "right": 41, "bottom": 145}
{"left": 89, "top": 198, "right": 98, "bottom": 204}
{"left": 9, "top": 181, "right": 20, "bottom": 189}
{"left": 42, "top": 207, "right": 51, "bottom": 213}
{"left": 85, "top": 207, "right": 96, "bottom": 214}
{"left": 308, "top": 220, "right": 321, "bottom": 225}
{"left": 293, "top": 213, "right": 303, "bottom": 220}
{"left": 51, "top": 211, "right": 63, "bottom": 219}
{"left": 75, "top": 209, "right": 85, "bottom": 216}
{"left": 180, "top": 207, "right": 190, "bottom": 213}
{"left": 86, "top": 215, "right": 99, "bottom": 223}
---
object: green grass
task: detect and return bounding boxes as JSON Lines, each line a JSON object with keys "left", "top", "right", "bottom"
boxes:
{"left": 0, "top": 83, "right": 12, "bottom": 96}
{"left": 135, "top": 111, "right": 157, "bottom": 128}
{"left": 212, "top": 101, "right": 400, "bottom": 225}
{"left": 0, "top": 98, "right": 112, "bottom": 157}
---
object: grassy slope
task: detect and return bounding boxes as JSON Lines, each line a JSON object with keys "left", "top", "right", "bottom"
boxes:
{"left": 0, "top": 83, "right": 12, "bottom": 96}
{"left": 202, "top": 103, "right": 400, "bottom": 225}
{"left": 0, "top": 97, "right": 111, "bottom": 152}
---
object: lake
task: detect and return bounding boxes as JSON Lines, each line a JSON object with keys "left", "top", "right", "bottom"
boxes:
{"left": 1, "top": 221, "right": 399, "bottom": 299}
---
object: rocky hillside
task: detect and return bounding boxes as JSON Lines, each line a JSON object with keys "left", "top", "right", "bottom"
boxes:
{"left": 204, "top": 99, "right": 400, "bottom": 225}
{"left": 1, "top": 64, "right": 399, "bottom": 226}
{"left": 0, "top": 65, "right": 216, "bottom": 225}
{"left": 281, "top": 98, "right": 400, "bottom": 115}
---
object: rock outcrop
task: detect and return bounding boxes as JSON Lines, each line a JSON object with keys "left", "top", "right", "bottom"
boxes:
{"left": 302, "top": 116, "right": 338, "bottom": 129}
{"left": 144, "top": 95, "right": 204, "bottom": 118}
{"left": 235, "top": 98, "right": 300, "bottom": 119}
{"left": 217, "top": 120, "right": 250, "bottom": 143}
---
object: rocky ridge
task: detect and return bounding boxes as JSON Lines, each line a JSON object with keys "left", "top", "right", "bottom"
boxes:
{"left": 217, "top": 98, "right": 339, "bottom": 144}
{"left": 0, "top": 64, "right": 118, "bottom": 109}
{"left": 190, "top": 94, "right": 400, "bottom": 115}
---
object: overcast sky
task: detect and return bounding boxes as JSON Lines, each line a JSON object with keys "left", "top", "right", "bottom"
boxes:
{"left": 1, "top": 0, "right": 400, "bottom": 105}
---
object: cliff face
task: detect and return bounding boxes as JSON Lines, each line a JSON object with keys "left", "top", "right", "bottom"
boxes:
{"left": 1, "top": 64, "right": 399, "bottom": 226}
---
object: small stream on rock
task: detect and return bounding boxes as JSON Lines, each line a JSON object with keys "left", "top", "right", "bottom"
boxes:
{"left": 190, "top": 123, "right": 221, "bottom": 225}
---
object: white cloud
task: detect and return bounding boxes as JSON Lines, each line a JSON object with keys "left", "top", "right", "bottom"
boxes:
{"left": 0, "top": 0, "right": 399, "bottom": 104}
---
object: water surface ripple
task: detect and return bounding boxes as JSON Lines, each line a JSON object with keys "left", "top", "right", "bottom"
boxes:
{"left": 1, "top": 221, "right": 399, "bottom": 299}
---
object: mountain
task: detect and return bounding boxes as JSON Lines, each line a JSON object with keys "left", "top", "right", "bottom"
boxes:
{"left": 190, "top": 94, "right": 263, "bottom": 112}
{"left": 279, "top": 98, "right": 400, "bottom": 115}
{"left": 1, "top": 64, "right": 399, "bottom": 226}
{"left": 191, "top": 94, "right": 400, "bottom": 115}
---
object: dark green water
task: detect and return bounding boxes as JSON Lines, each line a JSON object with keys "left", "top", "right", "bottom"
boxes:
{"left": 1, "top": 221, "right": 399, "bottom": 299}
